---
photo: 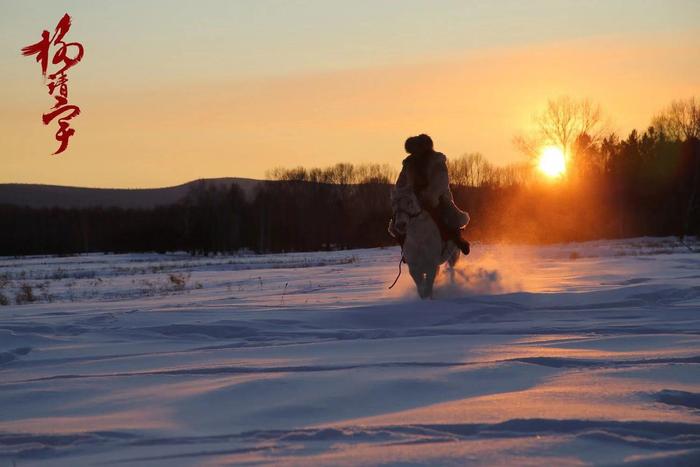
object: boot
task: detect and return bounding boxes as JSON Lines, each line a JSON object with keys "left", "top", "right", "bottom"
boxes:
{"left": 454, "top": 229, "right": 470, "bottom": 255}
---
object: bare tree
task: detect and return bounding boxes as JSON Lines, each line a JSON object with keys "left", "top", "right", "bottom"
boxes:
{"left": 266, "top": 166, "right": 308, "bottom": 182}
{"left": 268, "top": 162, "right": 397, "bottom": 185}
{"left": 447, "top": 153, "right": 530, "bottom": 188}
{"left": 354, "top": 163, "right": 397, "bottom": 184}
{"left": 514, "top": 96, "right": 607, "bottom": 159}
{"left": 447, "top": 152, "right": 486, "bottom": 186}
{"left": 652, "top": 97, "right": 700, "bottom": 141}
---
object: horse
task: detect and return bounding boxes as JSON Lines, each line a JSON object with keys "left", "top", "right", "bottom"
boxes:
{"left": 391, "top": 189, "right": 461, "bottom": 299}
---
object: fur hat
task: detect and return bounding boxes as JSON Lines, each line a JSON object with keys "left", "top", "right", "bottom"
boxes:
{"left": 404, "top": 134, "right": 434, "bottom": 155}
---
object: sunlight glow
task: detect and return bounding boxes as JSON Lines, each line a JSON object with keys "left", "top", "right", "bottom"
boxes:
{"left": 538, "top": 146, "right": 566, "bottom": 178}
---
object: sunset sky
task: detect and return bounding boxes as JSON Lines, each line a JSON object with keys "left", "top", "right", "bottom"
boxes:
{"left": 1, "top": 0, "right": 699, "bottom": 188}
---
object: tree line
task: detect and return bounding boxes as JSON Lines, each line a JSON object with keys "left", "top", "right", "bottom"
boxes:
{"left": 1, "top": 97, "right": 698, "bottom": 256}
{"left": 0, "top": 165, "right": 396, "bottom": 256}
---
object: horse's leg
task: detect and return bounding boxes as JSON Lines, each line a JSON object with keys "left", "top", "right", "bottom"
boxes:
{"left": 448, "top": 247, "right": 461, "bottom": 268}
{"left": 408, "top": 264, "right": 427, "bottom": 299}
{"left": 424, "top": 266, "right": 439, "bottom": 299}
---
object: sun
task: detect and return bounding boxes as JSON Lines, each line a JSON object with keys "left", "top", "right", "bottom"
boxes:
{"left": 538, "top": 146, "right": 566, "bottom": 178}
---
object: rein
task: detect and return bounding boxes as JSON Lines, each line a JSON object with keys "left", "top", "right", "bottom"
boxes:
{"left": 387, "top": 193, "right": 420, "bottom": 290}
{"left": 388, "top": 246, "right": 404, "bottom": 289}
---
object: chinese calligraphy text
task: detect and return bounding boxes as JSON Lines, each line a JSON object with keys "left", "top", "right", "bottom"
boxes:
{"left": 21, "top": 13, "right": 84, "bottom": 155}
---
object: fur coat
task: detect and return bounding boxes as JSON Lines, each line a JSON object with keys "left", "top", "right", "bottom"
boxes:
{"left": 391, "top": 151, "right": 469, "bottom": 231}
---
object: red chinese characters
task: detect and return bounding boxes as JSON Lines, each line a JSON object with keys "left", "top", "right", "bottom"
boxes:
{"left": 21, "top": 14, "right": 84, "bottom": 155}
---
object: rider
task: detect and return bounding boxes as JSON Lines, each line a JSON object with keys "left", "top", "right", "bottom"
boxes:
{"left": 389, "top": 134, "right": 471, "bottom": 255}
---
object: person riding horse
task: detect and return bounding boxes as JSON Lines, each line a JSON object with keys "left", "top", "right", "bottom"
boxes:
{"left": 389, "top": 134, "right": 470, "bottom": 255}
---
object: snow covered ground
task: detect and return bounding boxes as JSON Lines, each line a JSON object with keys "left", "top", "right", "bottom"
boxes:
{"left": 1, "top": 238, "right": 699, "bottom": 466}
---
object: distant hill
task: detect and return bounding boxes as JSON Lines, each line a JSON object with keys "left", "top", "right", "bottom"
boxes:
{"left": 0, "top": 177, "right": 262, "bottom": 209}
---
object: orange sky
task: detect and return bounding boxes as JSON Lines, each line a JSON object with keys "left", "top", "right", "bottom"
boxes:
{"left": 1, "top": 1, "right": 699, "bottom": 188}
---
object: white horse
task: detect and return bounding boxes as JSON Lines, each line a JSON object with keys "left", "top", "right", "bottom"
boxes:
{"left": 392, "top": 190, "right": 461, "bottom": 299}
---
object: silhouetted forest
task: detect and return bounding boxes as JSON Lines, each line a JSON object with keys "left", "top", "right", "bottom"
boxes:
{"left": 2, "top": 98, "right": 699, "bottom": 256}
